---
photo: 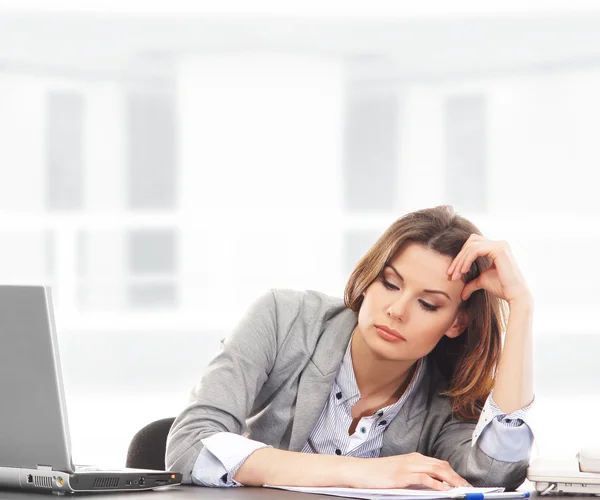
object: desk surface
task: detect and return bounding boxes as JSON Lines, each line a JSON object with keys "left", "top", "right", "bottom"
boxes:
{"left": 0, "top": 486, "right": 331, "bottom": 500}
{"left": 0, "top": 485, "right": 591, "bottom": 500}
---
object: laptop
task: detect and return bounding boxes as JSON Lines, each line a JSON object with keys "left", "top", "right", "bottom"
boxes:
{"left": 0, "top": 285, "right": 182, "bottom": 494}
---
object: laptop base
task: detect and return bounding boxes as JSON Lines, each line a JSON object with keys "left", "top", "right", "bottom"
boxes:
{"left": 0, "top": 465, "right": 181, "bottom": 494}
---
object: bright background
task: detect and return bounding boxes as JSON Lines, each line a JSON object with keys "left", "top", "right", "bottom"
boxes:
{"left": 0, "top": 0, "right": 598, "bottom": 467}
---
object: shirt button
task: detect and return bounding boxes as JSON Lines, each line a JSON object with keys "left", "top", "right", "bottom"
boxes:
{"left": 335, "top": 448, "right": 342, "bottom": 455}
{"left": 360, "top": 427, "right": 367, "bottom": 433}
{"left": 336, "top": 392, "right": 342, "bottom": 400}
{"left": 377, "top": 411, "right": 383, "bottom": 417}
{"left": 220, "top": 473, "right": 228, "bottom": 483}
{"left": 379, "top": 420, "right": 387, "bottom": 426}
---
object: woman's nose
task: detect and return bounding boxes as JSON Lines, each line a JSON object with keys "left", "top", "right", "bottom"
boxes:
{"left": 387, "top": 299, "right": 408, "bottom": 321}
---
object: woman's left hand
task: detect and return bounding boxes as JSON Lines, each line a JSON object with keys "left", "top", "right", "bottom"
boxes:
{"left": 446, "top": 234, "right": 532, "bottom": 305}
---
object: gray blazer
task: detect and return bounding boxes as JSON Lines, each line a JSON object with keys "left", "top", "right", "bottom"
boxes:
{"left": 166, "top": 289, "right": 529, "bottom": 489}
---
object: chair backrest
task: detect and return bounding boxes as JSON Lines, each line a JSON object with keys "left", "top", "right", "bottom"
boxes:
{"left": 126, "top": 417, "right": 176, "bottom": 470}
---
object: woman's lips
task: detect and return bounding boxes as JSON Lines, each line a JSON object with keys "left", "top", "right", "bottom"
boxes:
{"left": 375, "top": 324, "right": 406, "bottom": 342}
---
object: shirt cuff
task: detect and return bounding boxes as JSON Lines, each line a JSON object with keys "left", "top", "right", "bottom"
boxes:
{"left": 475, "top": 418, "right": 534, "bottom": 462}
{"left": 470, "top": 392, "right": 535, "bottom": 462}
{"left": 191, "top": 432, "right": 272, "bottom": 487}
{"left": 472, "top": 392, "right": 534, "bottom": 446}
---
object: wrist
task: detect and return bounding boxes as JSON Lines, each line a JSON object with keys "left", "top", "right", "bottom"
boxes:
{"left": 338, "top": 456, "right": 364, "bottom": 487}
{"left": 508, "top": 293, "right": 534, "bottom": 311}
{"left": 233, "top": 447, "right": 273, "bottom": 486}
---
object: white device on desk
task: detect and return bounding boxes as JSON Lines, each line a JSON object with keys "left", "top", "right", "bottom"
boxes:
{"left": 527, "top": 448, "right": 600, "bottom": 495}
{"left": 0, "top": 285, "right": 182, "bottom": 495}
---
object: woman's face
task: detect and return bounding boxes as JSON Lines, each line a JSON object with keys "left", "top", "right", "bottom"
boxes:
{"left": 356, "top": 242, "right": 469, "bottom": 362}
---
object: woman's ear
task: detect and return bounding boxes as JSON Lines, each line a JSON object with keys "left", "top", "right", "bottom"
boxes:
{"left": 444, "top": 310, "right": 469, "bottom": 339}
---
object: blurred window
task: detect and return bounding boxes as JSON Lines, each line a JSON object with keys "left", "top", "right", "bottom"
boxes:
{"left": 444, "top": 94, "right": 487, "bottom": 213}
{"left": 46, "top": 92, "right": 84, "bottom": 211}
{"left": 343, "top": 93, "right": 398, "bottom": 212}
{"left": 127, "top": 228, "right": 177, "bottom": 308}
{"left": 126, "top": 92, "right": 177, "bottom": 210}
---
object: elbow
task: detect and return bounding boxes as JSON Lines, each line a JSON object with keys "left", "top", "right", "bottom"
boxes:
{"left": 470, "top": 459, "right": 529, "bottom": 490}
{"left": 165, "top": 434, "right": 202, "bottom": 485}
{"left": 499, "top": 462, "right": 529, "bottom": 491}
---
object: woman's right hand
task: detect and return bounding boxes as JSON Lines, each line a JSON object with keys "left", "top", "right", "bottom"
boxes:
{"left": 346, "top": 452, "right": 472, "bottom": 490}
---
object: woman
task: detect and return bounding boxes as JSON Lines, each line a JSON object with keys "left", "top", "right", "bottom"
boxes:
{"left": 166, "top": 205, "right": 534, "bottom": 490}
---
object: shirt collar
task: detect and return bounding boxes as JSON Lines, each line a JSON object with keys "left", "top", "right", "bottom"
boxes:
{"left": 334, "top": 339, "right": 360, "bottom": 405}
{"left": 334, "top": 338, "right": 425, "bottom": 415}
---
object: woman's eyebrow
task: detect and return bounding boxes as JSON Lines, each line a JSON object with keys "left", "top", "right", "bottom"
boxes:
{"left": 386, "top": 264, "right": 451, "bottom": 300}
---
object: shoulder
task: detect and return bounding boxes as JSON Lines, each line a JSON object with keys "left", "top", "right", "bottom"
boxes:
{"left": 254, "top": 288, "right": 347, "bottom": 331}
{"left": 237, "top": 288, "right": 349, "bottom": 335}
{"left": 270, "top": 288, "right": 346, "bottom": 319}
{"left": 263, "top": 288, "right": 353, "bottom": 346}
{"left": 266, "top": 289, "right": 356, "bottom": 372}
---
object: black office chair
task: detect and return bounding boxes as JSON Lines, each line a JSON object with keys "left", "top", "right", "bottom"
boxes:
{"left": 126, "top": 417, "right": 176, "bottom": 470}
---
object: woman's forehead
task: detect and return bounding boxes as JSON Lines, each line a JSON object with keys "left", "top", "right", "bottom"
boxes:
{"left": 389, "top": 242, "right": 452, "bottom": 270}
{"left": 387, "top": 243, "right": 464, "bottom": 298}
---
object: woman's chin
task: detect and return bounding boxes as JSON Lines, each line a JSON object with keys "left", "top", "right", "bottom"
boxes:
{"left": 365, "top": 334, "right": 407, "bottom": 360}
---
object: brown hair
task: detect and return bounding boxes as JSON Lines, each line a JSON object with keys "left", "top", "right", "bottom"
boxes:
{"left": 344, "top": 205, "right": 507, "bottom": 421}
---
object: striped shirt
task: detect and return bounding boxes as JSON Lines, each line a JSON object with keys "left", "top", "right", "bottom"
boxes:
{"left": 300, "top": 342, "right": 424, "bottom": 458}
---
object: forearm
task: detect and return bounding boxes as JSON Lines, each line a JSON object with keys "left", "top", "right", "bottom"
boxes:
{"left": 233, "top": 447, "right": 359, "bottom": 487}
{"left": 491, "top": 297, "right": 534, "bottom": 414}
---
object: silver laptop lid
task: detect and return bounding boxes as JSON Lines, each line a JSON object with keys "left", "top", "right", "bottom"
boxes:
{"left": 0, "top": 285, "right": 74, "bottom": 473}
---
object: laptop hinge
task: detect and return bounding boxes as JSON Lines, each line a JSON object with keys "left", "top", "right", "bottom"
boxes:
{"left": 36, "top": 465, "right": 53, "bottom": 470}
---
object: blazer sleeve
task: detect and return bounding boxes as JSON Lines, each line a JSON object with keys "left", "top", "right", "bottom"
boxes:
{"left": 165, "top": 290, "right": 279, "bottom": 484}
{"left": 430, "top": 413, "right": 530, "bottom": 491}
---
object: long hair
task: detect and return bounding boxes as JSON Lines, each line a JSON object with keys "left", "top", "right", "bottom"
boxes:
{"left": 344, "top": 205, "right": 507, "bottom": 421}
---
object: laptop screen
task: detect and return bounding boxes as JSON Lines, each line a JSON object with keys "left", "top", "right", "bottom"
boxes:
{"left": 0, "top": 286, "right": 74, "bottom": 472}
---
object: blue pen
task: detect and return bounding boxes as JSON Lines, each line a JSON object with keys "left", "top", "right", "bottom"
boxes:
{"left": 453, "top": 493, "right": 530, "bottom": 500}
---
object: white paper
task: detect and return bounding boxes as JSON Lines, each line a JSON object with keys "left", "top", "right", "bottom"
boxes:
{"left": 264, "top": 485, "right": 505, "bottom": 500}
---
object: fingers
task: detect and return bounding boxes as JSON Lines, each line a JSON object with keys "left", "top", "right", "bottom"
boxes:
{"left": 450, "top": 246, "right": 483, "bottom": 281}
{"left": 448, "top": 248, "right": 470, "bottom": 280}
{"left": 448, "top": 234, "right": 495, "bottom": 280}
{"left": 460, "top": 250, "right": 479, "bottom": 274}
{"left": 408, "top": 473, "right": 451, "bottom": 491}
{"left": 461, "top": 277, "right": 480, "bottom": 301}
{"left": 405, "top": 454, "right": 471, "bottom": 488}
{"left": 415, "top": 463, "right": 471, "bottom": 488}
{"left": 447, "top": 234, "right": 482, "bottom": 276}
{"left": 454, "top": 252, "right": 474, "bottom": 280}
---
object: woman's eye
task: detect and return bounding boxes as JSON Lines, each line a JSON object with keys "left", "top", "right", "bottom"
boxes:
{"left": 380, "top": 277, "right": 439, "bottom": 312}
{"left": 419, "top": 300, "right": 440, "bottom": 312}
{"left": 381, "top": 278, "right": 399, "bottom": 290}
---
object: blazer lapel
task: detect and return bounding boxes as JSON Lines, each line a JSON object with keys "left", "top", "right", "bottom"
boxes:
{"left": 288, "top": 308, "right": 357, "bottom": 451}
